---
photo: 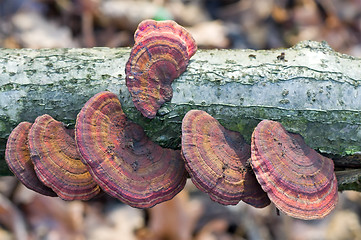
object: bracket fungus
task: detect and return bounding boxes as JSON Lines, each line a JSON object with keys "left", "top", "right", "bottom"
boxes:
{"left": 28, "top": 114, "right": 100, "bottom": 200}
{"left": 5, "top": 122, "right": 56, "bottom": 197}
{"left": 182, "top": 110, "right": 270, "bottom": 207}
{"left": 125, "top": 19, "right": 197, "bottom": 118}
{"left": 251, "top": 120, "right": 338, "bottom": 220}
{"left": 134, "top": 20, "right": 197, "bottom": 58}
{"left": 75, "top": 91, "right": 187, "bottom": 208}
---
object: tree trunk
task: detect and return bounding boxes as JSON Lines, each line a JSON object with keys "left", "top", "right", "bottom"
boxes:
{"left": 1, "top": 41, "right": 361, "bottom": 190}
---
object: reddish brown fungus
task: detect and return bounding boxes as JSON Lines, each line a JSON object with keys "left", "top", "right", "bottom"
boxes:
{"left": 75, "top": 91, "right": 187, "bottom": 208}
{"left": 28, "top": 114, "right": 100, "bottom": 200}
{"left": 251, "top": 120, "right": 338, "bottom": 220}
{"left": 134, "top": 19, "right": 197, "bottom": 58}
{"left": 125, "top": 19, "right": 197, "bottom": 118}
{"left": 182, "top": 110, "right": 270, "bottom": 207}
{"left": 5, "top": 122, "right": 56, "bottom": 197}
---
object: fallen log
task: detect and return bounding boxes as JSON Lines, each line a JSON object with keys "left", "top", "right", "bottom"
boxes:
{"left": 1, "top": 41, "right": 361, "bottom": 191}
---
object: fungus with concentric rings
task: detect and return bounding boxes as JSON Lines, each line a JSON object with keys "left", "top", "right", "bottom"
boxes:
{"left": 182, "top": 110, "right": 270, "bottom": 207}
{"left": 251, "top": 120, "right": 338, "bottom": 220}
{"left": 5, "top": 122, "right": 56, "bottom": 197}
{"left": 125, "top": 19, "right": 197, "bottom": 118}
{"left": 75, "top": 91, "right": 187, "bottom": 208}
{"left": 28, "top": 114, "right": 100, "bottom": 200}
{"left": 134, "top": 19, "right": 197, "bottom": 58}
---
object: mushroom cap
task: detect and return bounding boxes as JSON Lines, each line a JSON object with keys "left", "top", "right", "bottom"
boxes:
{"left": 251, "top": 120, "right": 338, "bottom": 219}
{"left": 5, "top": 122, "right": 56, "bottom": 197}
{"left": 125, "top": 19, "right": 196, "bottom": 119}
{"left": 75, "top": 91, "right": 187, "bottom": 208}
{"left": 182, "top": 110, "right": 270, "bottom": 207}
{"left": 28, "top": 114, "right": 100, "bottom": 200}
{"left": 134, "top": 19, "right": 197, "bottom": 58}
{"left": 240, "top": 162, "right": 271, "bottom": 208}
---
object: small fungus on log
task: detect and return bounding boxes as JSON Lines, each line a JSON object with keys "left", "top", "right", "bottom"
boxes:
{"left": 182, "top": 110, "right": 270, "bottom": 207}
{"left": 28, "top": 114, "right": 100, "bottom": 200}
{"left": 125, "top": 19, "right": 197, "bottom": 118}
{"left": 251, "top": 120, "right": 338, "bottom": 220}
{"left": 5, "top": 122, "right": 56, "bottom": 197}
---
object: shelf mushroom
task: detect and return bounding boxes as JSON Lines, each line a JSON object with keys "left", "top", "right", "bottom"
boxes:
{"left": 75, "top": 91, "right": 187, "bottom": 208}
{"left": 134, "top": 19, "right": 197, "bottom": 58}
{"left": 125, "top": 19, "right": 197, "bottom": 118}
{"left": 5, "top": 122, "right": 56, "bottom": 197}
{"left": 182, "top": 110, "right": 270, "bottom": 207}
{"left": 251, "top": 120, "right": 338, "bottom": 220}
{"left": 28, "top": 114, "right": 100, "bottom": 200}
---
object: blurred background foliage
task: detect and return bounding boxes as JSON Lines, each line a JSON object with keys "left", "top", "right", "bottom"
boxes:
{"left": 1, "top": 0, "right": 360, "bottom": 55}
{"left": 1, "top": 0, "right": 361, "bottom": 240}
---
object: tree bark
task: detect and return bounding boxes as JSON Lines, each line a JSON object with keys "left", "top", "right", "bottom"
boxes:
{"left": 1, "top": 41, "right": 361, "bottom": 190}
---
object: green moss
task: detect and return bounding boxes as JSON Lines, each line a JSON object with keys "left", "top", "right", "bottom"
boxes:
{"left": 282, "top": 89, "right": 289, "bottom": 96}
{"left": 25, "top": 69, "right": 37, "bottom": 77}
{"left": 0, "top": 121, "right": 7, "bottom": 134}
{"left": 55, "top": 68, "right": 70, "bottom": 74}
{"left": 344, "top": 147, "right": 361, "bottom": 155}
{"left": 0, "top": 139, "right": 11, "bottom": 175}
{"left": 101, "top": 74, "right": 111, "bottom": 80}
{"left": 0, "top": 83, "right": 18, "bottom": 91}
{"left": 225, "top": 60, "right": 237, "bottom": 64}
{"left": 220, "top": 118, "right": 259, "bottom": 144}
{"left": 46, "top": 62, "right": 53, "bottom": 68}
{"left": 279, "top": 99, "right": 290, "bottom": 104}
